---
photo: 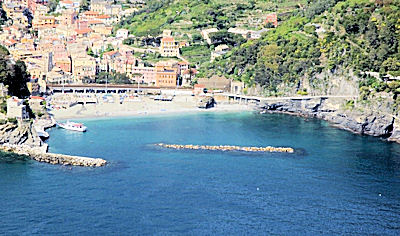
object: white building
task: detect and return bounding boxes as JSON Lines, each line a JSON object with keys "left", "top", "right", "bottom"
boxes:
{"left": 211, "top": 44, "right": 230, "bottom": 62}
{"left": 6, "top": 97, "right": 29, "bottom": 119}
{"left": 116, "top": 28, "right": 129, "bottom": 39}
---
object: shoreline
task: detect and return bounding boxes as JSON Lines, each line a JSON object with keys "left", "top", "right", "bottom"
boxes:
{"left": 49, "top": 96, "right": 253, "bottom": 120}
{"left": 259, "top": 99, "right": 400, "bottom": 144}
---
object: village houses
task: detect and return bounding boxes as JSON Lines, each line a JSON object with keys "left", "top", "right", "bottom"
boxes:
{"left": 0, "top": 0, "right": 193, "bottom": 91}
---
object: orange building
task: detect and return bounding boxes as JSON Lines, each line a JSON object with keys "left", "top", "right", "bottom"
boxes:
{"left": 55, "top": 57, "right": 72, "bottom": 73}
{"left": 155, "top": 63, "right": 178, "bottom": 87}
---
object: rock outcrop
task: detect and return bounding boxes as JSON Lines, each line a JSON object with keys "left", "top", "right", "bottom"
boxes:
{"left": 260, "top": 97, "right": 400, "bottom": 143}
{"left": 0, "top": 121, "right": 47, "bottom": 152}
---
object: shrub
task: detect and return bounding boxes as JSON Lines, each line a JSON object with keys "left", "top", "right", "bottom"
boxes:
{"left": 297, "top": 89, "right": 308, "bottom": 95}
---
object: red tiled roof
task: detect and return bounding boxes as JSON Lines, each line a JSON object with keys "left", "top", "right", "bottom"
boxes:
{"left": 161, "top": 37, "right": 175, "bottom": 42}
{"left": 75, "top": 28, "right": 92, "bottom": 34}
{"left": 88, "top": 20, "right": 103, "bottom": 25}
{"left": 30, "top": 96, "right": 45, "bottom": 100}
{"left": 103, "top": 50, "right": 118, "bottom": 56}
{"left": 84, "top": 11, "right": 100, "bottom": 16}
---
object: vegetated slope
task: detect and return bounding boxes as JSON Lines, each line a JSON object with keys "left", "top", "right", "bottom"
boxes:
{"left": 202, "top": 0, "right": 400, "bottom": 98}
{"left": 0, "top": 45, "right": 31, "bottom": 98}
{"left": 116, "top": 0, "right": 306, "bottom": 37}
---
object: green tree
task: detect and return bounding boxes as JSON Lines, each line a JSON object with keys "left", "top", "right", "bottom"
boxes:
{"left": 80, "top": 0, "right": 90, "bottom": 13}
{"left": 8, "top": 61, "right": 31, "bottom": 98}
{"left": 48, "top": 0, "right": 60, "bottom": 13}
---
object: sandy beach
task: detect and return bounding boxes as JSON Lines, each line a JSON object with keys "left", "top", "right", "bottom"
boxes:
{"left": 49, "top": 95, "right": 253, "bottom": 120}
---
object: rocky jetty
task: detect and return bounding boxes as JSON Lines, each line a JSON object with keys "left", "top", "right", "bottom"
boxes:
{"left": 157, "top": 143, "right": 294, "bottom": 153}
{"left": 0, "top": 119, "right": 107, "bottom": 167}
{"left": 0, "top": 145, "right": 107, "bottom": 167}
{"left": 259, "top": 97, "right": 400, "bottom": 143}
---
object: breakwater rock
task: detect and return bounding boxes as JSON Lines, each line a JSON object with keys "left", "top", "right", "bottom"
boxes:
{"left": 157, "top": 143, "right": 294, "bottom": 153}
{"left": 0, "top": 145, "right": 107, "bottom": 167}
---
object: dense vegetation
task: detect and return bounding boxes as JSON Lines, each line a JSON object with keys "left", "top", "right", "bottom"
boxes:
{"left": 118, "top": 0, "right": 398, "bottom": 98}
{"left": 0, "top": 2, "right": 7, "bottom": 26}
{"left": 48, "top": 0, "right": 60, "bottom": 13}
{"left": 0, "top": 46, "right": 31, "bottom": 98}
{"left": 199, "top": 0, "right": 400, "bottom": 97}
{"left": 96, "top": 72, "right": 133, "bottom": 84}
{"left": 80, "top": 0, "right": 91, "bottom": 13}
{"left": 116, "top": 0, "right": 305, "bottom": 37}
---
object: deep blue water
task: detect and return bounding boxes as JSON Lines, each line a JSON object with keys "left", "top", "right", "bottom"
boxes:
{"left": 1, "top": 112, "right": 400, "bottom": 235}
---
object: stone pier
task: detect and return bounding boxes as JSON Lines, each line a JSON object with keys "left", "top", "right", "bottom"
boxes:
{"left": 0, "top": 145, "right": 107, "bottom": 167}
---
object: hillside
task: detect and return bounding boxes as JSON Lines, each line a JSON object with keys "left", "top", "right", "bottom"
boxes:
{"left": 117, "top": 0, "right": 400, "bottom": 115}
{"left": 202, "top": 0, "right": 400, "bottom": 99}
{"left": 116, "top": 0, "right": 306, "bottom": 37}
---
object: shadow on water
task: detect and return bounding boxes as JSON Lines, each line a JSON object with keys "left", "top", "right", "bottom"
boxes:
{"left": 38, "top": 159, "right": 131, "bottom": 176}
{"left": 0, "top": 151, "right": 30, "bottom": 164}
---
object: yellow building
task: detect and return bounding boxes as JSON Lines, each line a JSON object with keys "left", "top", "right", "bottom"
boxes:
{"left": 33, "top": 16, "right": 56, "bottom": 29}
{"left": 72, "top": 56, "right": 96, "bottom": 82}
{"left": 160, "top": 37, "right": 179, "bottom": 57}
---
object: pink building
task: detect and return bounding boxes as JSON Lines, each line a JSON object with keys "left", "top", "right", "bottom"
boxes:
{"left": 131, "top": 67, "right": 156, "bottom": 85}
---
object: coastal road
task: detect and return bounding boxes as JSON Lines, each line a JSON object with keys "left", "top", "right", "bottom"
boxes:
{"left": 223, "top": 93, "right": 358, "bottom": 101}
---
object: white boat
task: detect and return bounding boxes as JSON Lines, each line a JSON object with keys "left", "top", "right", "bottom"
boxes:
{"left": 58, "top": 121, "right": 87, "bottom": 132}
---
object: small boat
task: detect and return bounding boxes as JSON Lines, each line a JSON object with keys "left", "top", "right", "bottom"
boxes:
{"left": 57, "top": 121, "right": 87, "bottom": 132}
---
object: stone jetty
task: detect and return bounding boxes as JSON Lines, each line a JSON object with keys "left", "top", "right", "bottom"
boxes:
{"left": 157, "top": 143, "right": 294, "bottom": 153}
{"left": 0, "top": 145, "right": 107, "bottom": 167}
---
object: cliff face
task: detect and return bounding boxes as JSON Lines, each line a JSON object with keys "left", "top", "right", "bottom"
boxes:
{"left": 261, "top": 96, "right": 400, "bottom": 143}
{"left": 0, "top": 122, "right": 46, "bottom": 149}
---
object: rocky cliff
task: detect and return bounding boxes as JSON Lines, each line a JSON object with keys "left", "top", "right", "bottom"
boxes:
{"left": 260, "top": 96, "right": 400, "bottom": 143}
{"left": 0, "top": 121, "right": 47, "bottom": 152}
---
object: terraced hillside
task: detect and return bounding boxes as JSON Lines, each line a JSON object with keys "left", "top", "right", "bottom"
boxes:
{"left": 116, "top": 0, "right": 306, "bottom": 37}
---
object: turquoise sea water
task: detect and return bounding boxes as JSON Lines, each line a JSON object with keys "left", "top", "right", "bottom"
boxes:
{"left": 1, "top": 112, "right": 400, "bottom": 235}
